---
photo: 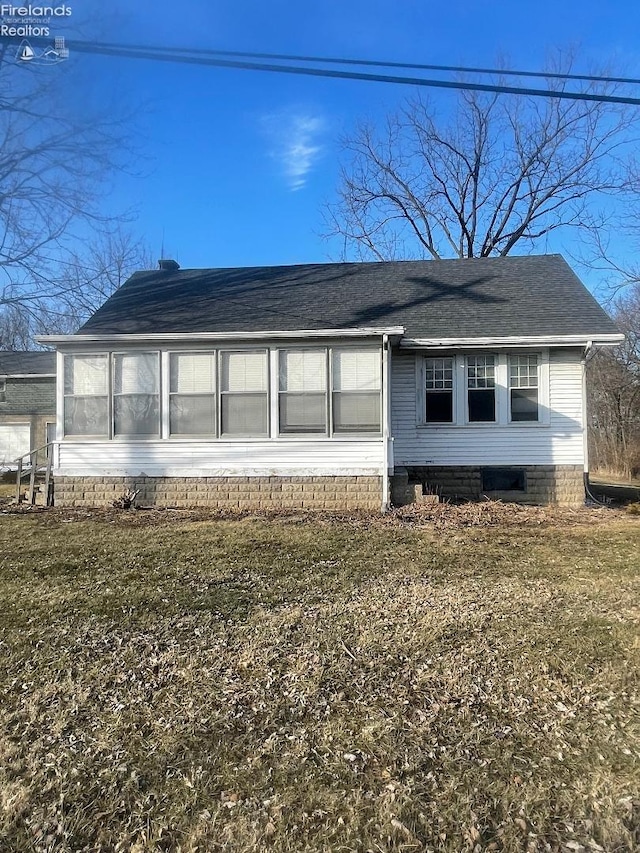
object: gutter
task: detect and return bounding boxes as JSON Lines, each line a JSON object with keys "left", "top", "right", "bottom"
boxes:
{"left": 400, "top": 333, "right": 625, "bottom": 349}
{"left": 37, "top": 327, "right": 406, "bottom": 345}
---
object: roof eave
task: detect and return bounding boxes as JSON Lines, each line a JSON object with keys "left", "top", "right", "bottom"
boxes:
{"left": 400, "top": 333, "right": 624, "bottom": 349}
{"left": 36, "top": 326, "right": 406, "bottom": 346}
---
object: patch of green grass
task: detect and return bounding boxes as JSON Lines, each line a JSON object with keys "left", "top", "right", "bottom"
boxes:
{"left": 0, "top": 509, "right": 638, "bottom": 852}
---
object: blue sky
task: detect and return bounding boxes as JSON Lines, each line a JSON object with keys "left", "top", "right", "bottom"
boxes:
{"left": 34, "top": 1, "right": 640, "bottom": 289}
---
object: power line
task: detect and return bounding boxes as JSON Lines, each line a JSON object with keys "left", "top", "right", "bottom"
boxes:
{"left": 84, "top": 40, "right": 640, "bottom": 88}
{"left": 3, "top": 37, "right": 640, "bottom": 105}
{"left": 68, "top": 42, "right": 640, "bottom": 106}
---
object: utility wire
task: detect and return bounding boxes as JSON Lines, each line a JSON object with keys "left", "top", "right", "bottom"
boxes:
{"left": 4, "top": 36, "right": 640, "bottom": 105}
{"left": 82, "top": 40, "right": 640, "bottom": 88}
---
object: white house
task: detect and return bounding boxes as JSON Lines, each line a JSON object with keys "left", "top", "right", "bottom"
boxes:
{"left": 39, "top": 255, "right": 623, "bottom": 509}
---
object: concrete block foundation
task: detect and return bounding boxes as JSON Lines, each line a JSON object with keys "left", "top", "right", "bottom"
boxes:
{"left": 53, "top": 475, "right": 383, "bottom": 510}
{"left": 391, "top": 465, "right": 585, "bottom": 507}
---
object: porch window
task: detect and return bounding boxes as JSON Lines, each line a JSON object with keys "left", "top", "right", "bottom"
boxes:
{"left": 332, "top": 348, "right": 381, "bottom": 433}
{"left": 113, "top": 352, "right": 160, "bottom": 437}
{"left": 169, "top": 352, "right": 216, "bottom": 435}
{"left": 279, "top": 349, "right": 327, "bottom": 434}
{"left": 220, "top": 350, "right": 268, "bottom": 436}
{"left": 424, "top": 357, "right": 454, "bottom": 422}
{"left": 509, "top": 355, "right": 539, "bottom": 421}
{"left": 63, "top": 354, "right": 108, "bottom": 436}
{"left": 467, "top": 355, "right": 496, "bottom": 422}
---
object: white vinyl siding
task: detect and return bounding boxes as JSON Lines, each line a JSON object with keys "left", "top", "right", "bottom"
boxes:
{"left": 56, "top": 438, "right": 385, "bottom": 477}
{"left": 394, "top": 348, "right": 584, "bottom": 466}
{"left": 63, "top": 354, "right": 109, "bottom": 437}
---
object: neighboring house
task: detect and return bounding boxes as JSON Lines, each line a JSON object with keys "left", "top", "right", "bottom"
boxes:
{"left": 0, "top": 351, "right": 57, "bottom": 469}
{"left": 39, "top": 255, "right": 623, "bottom": 509}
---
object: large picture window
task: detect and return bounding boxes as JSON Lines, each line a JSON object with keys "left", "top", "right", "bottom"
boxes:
{"left": 332, "top": 348, "right": 381, "bottom": 433}
{"left": 509, "top": 355, "right": 539, "bottom": 421}
{"left": 113, "top": 352, "right": 160, "bottom": 437}
{"left": 424, "top": 357, "right": 454, "bottom": 423}
{"left": 170, "top": 352, "right": 216, "bottom": 435}
{"left": 467, "top": 355, "right": 496, "bottom": 422}
{"left": 63, "top": 354, "right": 108, "bottom": 436}
{"left": 220, "top": 350, "right": 268, "bottom": 436}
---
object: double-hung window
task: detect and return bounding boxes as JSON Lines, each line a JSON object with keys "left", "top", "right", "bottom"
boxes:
{"left": 170, "top": 352, "right": 216, "bottom": 435}
{"left": 63, "top": 354, "right": 109, "bottom": 436}
{"left": 509, "top": 354, "right": 539, "bottom": 421}
{"left": 220, "top": 350, "right": 268, "bottom": 436}
{"left": 467, "top": 355, "right": 496, "bottom": 422}
{"left": 279, "top": 349, "right": 327, "bottom": 434}
{"left": 113, "top": 352, "right": 160, "bottom": 437}
{"left": 424, "top": 357, "right": 454, "bottom": 422}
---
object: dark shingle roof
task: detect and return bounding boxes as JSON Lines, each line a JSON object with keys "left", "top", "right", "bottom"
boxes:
{"left": 77, "top": 255, "right": 619, "bottom": 339}
{"left": 0, "top": 351, "right": 56, "bottom": 376}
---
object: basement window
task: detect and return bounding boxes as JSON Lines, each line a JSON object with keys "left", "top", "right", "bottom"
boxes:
{"left": 482, "top": 467, "right": 526, "bottom": 492}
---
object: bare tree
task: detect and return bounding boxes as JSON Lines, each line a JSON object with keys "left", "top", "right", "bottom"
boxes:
{"left": 0, "top": 40, "right": 138, "bottom": 325}
{"left": 588, "top": 284, "right": 640, "bottom": 478}
{"left": 326, "top": 60, "right": 637, "bottom": 260}
{"left": 0, "top": 227, "right": 153, "bottom": 347}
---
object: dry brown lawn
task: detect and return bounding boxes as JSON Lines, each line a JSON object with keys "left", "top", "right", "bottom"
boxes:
{"left": 0, "top": 504, "right": 638, "bottom": 852}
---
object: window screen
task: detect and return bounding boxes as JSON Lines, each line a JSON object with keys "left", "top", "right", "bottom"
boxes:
{"left": 63, "top": 354, "right": 108, "bottom": 436}
{"left": 220, "top": 351, "right": 268, "bottom": 435}
{"left": 279, "top": 350, "right": 327, "bottom": 434}
{"left": 169, "top": 352, "right": 216, "bottom": 435}
{"left": 332, "top": 348, "right": 381, "bottom": 433}
{"left": 113, "top": 352, "right": 160, "bottom": 436}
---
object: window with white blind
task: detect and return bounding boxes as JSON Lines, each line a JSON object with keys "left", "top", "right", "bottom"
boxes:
{"left": 169, "top": 352, "right": 216, "bottom": 435}
{"left": 279, "top": 349, "right": 328, "bottom": 434}
{"left": 509, "top": 354, "right": 539, "bottom": 421}
{"left": 220, "top": 350, "right": 268, "bottom": 436}
{"left": 332, "top": 348, "right": 381, "bottom": 433}
{"left": 113, "top": 352, "right": 160, "bottom": 436}
{"left": 63, "top": 354, "right": 109, "bottom": 436}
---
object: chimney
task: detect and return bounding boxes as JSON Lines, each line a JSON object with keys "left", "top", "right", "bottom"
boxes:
{"left": 158, "top": 259, "right": 180, "bottom": 271}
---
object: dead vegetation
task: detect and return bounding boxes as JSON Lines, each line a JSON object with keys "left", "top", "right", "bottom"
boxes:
{"left": 0, "top": 507, "right": 638, "bottom": 852}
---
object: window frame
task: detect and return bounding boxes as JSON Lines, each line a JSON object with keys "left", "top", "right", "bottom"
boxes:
{"left": 0, "top": 378, "right": 6, "bottom": 403}
{"left": 62, "top": 352, "right": 110, "bottom": 439}
{"left": 423, "top": 356, "right": 455, "bottom": 424}
{"left": 219, "top": 348, "right": 270, "bottom": 439}
{"left": 277, "top": 345, "right": 383, "bottom": 438}
{"left": 168, "top": 350, "right": 218, "bottom": 438}
{"left": 112, "top": 350, "right": 162, "bottom": 439}
{"left": 508, "top": 353, "right": 540, "bottom": 423}
{"left": 278, "top": 347, "right": 330, "bottom": 437}
{"left": 418, "top": 350, "right": 549, "bottom": 428}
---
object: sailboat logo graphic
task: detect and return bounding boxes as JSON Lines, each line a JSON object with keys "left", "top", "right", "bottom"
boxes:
{"left": 17, "top": 40, "right": 35, "bottom": 61}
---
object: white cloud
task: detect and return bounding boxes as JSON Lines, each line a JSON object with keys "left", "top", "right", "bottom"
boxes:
{"left": 262, "top": 110, "right": 325, "bottom": 191}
